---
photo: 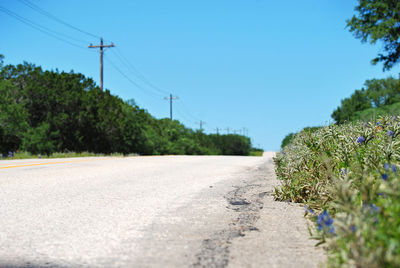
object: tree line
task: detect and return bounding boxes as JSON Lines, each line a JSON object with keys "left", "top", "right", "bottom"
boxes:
{"left": 0, "top": 55, "right": 254, "bottom": 156}
{"left": 332, "top": 77, "right": 400, "bottom": 124}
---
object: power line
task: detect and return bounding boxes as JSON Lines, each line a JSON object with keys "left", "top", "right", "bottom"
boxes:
{"left": 177, "top": 100, "right": 200, "bottom": 122}
{"left": 109, "top": 49, "right": 169, "bottom": 97}
{"left": 17, "top": 0, "right": 101, "bottom": 40}
{"left": 0, "top": 6, "right": 86, "bottom": 49}
{"left": 104, "top": 55, "right": 164, "bottom": 100}
{"left": 113, "top": 48, "right": 169, "bottom": 95}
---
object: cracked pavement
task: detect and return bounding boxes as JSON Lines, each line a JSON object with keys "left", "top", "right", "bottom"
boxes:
{"left": 0, "top": 153, "right": 325, "bottom": 267}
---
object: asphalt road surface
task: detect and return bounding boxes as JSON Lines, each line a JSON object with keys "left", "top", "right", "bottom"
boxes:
{"left": 0, "top": 153, "right": 325, "bottom": 268}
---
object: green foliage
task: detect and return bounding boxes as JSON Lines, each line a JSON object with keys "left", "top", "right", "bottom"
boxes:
{"left": 0, "top": 57, "right": 253, "bottom": 156}
{"left": 274, "top": 116, "right": 400, "bottom": 267}
{"left": 347, "top": 0, "right": 400, "bottom": 70}
{"left": 281, "top": 127, "right": 321, "bottom": 149}
{"left": 281, "top": 133, "right": 295, "bottom": 148}
{"left": 249, "top": 149, "right": 263, "bottom": 157}
{"left": 332, "top": 77, "right": 400, "bottom": 124}
{"left": 0, "top": 151, "right": 124, "bottom": 160}
{"left": 353, "top": 102, "right": 400, "bottom": 122}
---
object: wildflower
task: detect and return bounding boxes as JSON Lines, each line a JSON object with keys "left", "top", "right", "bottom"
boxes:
{"left": 357, "top": 136, "right": 365, "bottom": 144}
{"left": 371, "top": 204, "right": 379, "bottom": 213}
{"left": 377, "top": 121, "right": 381, "bottom": 126}
{"left": 317, "top": 210, "right": 334, "bottom": 231}
{"left": 329, "top": 225, "right": 336, "bottom": 234}
{"left": 384, "top": 163, "right": 390, "bottom": 170}
{"left": 382, "top": 173, "right": 388, "bottom": 180}
{"left": 387, "top": 130, "right": 394, "bottom": 137}
{"left": 350, "top": 225, "right": 356, "bottom": 233}
{"left": 8, "top": 151, "right": 13, "bottom": 157}
{"left": 392, "top": 165, "right": 397, "bottom": 173}
{"left": 364, "top": 203, "right": 380, "bottom": 214}
{"left": 340, "top": 168, "right": 347, "bottom": 175}
{"left": 363, "top": 122, "right": 368, "bottom": 127}
{"left": 304, "top": 205, "right": 315, "bottom": 215}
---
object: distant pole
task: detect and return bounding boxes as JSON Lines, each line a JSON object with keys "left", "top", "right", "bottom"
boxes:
{"left": 196, "top": 120, "right": 206, "bottom": 131}
{"left": 215, "top": 127, "right": 220, "bottom": 134}
{"left": 88, "top": 38, "right": 115, "bottom": 91}
{"left": 243, "top": 127, "right": 248, "bottom": 136}
{"left": 164, "top": 94, "right": 179, "bottom": 120}
{"left": 226, "top": 127, "right": 230, "bottom": 134}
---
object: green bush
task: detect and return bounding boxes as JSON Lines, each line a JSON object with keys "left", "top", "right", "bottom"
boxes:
{"left": 274, "top": 116, "right": 400, "bottom": 267}
{"left": 0, "top": 58, "right": 253, "bottom": 156}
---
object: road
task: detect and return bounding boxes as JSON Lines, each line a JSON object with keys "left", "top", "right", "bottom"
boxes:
{"left": 0, "top": 153, "right": 325, "bottom": 268}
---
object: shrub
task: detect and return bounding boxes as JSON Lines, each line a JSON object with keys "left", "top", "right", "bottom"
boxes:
{"left": 274, "top": 116, "right": 400, "bottom": 267}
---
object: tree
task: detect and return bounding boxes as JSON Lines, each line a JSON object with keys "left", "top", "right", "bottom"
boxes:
{"left": 332, "top": 88, "right": 371, "bottom": 123}
{"left": 347, "top": 0, "right": 400, "bottom": 70}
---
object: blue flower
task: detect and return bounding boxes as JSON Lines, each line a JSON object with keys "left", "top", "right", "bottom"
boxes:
{"left": 377, "top": 121, "right": 381, "bottom": 126}
{"left": 304, "top": 205, "right": 315, "bottom": 215}
{"left": 357, "top": 136, "right": 365, "bottom": 144}
{"left": 317, "top": 210, "right": 334, "bottom": 232}
{"left": 350, "top": 225, "right": 356, "bottom": 233}
{"left": 392, "top": 165, "right": 397, "bottom": 173}
{"left": 340, "top": 168, "right": 347, "bottom": 175}
{"left": 371, "top": 204, "right": 379, "bottom": 213}
{"left": 387, "top": 130, "right": 394, "bottom": 137}
{"left": 382, "top": 173, "right": 388, "bottom": 180}
{"left": 384, "top": 163, "right": 390, "bottom": 170}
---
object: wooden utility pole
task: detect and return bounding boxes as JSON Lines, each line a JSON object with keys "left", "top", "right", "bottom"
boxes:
{"left": 88, "top": 38, "right": 115, "bottom": 91}
{"left": 164, "top": 94, "right": 179, "bottom": 120}
{"left": 196, "top": 120, "right": 206, "bottom": 131}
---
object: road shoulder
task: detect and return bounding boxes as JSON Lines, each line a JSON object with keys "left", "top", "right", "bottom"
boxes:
{"left": 226, "top": 155, "right": 326, "bottom": 268}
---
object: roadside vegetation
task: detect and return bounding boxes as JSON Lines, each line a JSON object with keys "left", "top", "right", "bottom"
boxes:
{"left": 0, "top": 151, "right": 126, "bottom": 160}
{"left": 0, "top": 55, "right": 259, "bottom": 158}
{"left": 274, "top": 1, "right": 400, "bottom": 266}
{"left": 275, "top": 116, "right": 400, "bottom": 267}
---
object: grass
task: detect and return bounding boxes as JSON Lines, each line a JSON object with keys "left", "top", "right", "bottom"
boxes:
{"left": 0, "top": 151, "right": 128, "bottom": 160}
{"left": 249, "top": 150, "right": 264, "bottom": 156}
{"left": 274, "top": 116, "right": 400, "bottom": 267}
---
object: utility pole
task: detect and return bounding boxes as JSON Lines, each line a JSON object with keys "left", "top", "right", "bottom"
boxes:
{"left": 196, "top": 120, "right": 206, "bottom": 131}
{"left": 226, "top": 127, "right": 230, "bottom": 134}
{"left": 164, "top": 94, "right": 179, "bottom": 120}
{"left": 214, "top": 127, "right": 220, "bottom": 135}
{"left": 242, "top": 127, "right": 248, "bottom": 137}
{"left": 88, "top": 38, "right": 115, "bottom": 91}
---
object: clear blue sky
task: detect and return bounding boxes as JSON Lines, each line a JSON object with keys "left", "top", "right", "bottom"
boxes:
{"left": 1, "top": 0, "right": 400, "bottom": 151}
